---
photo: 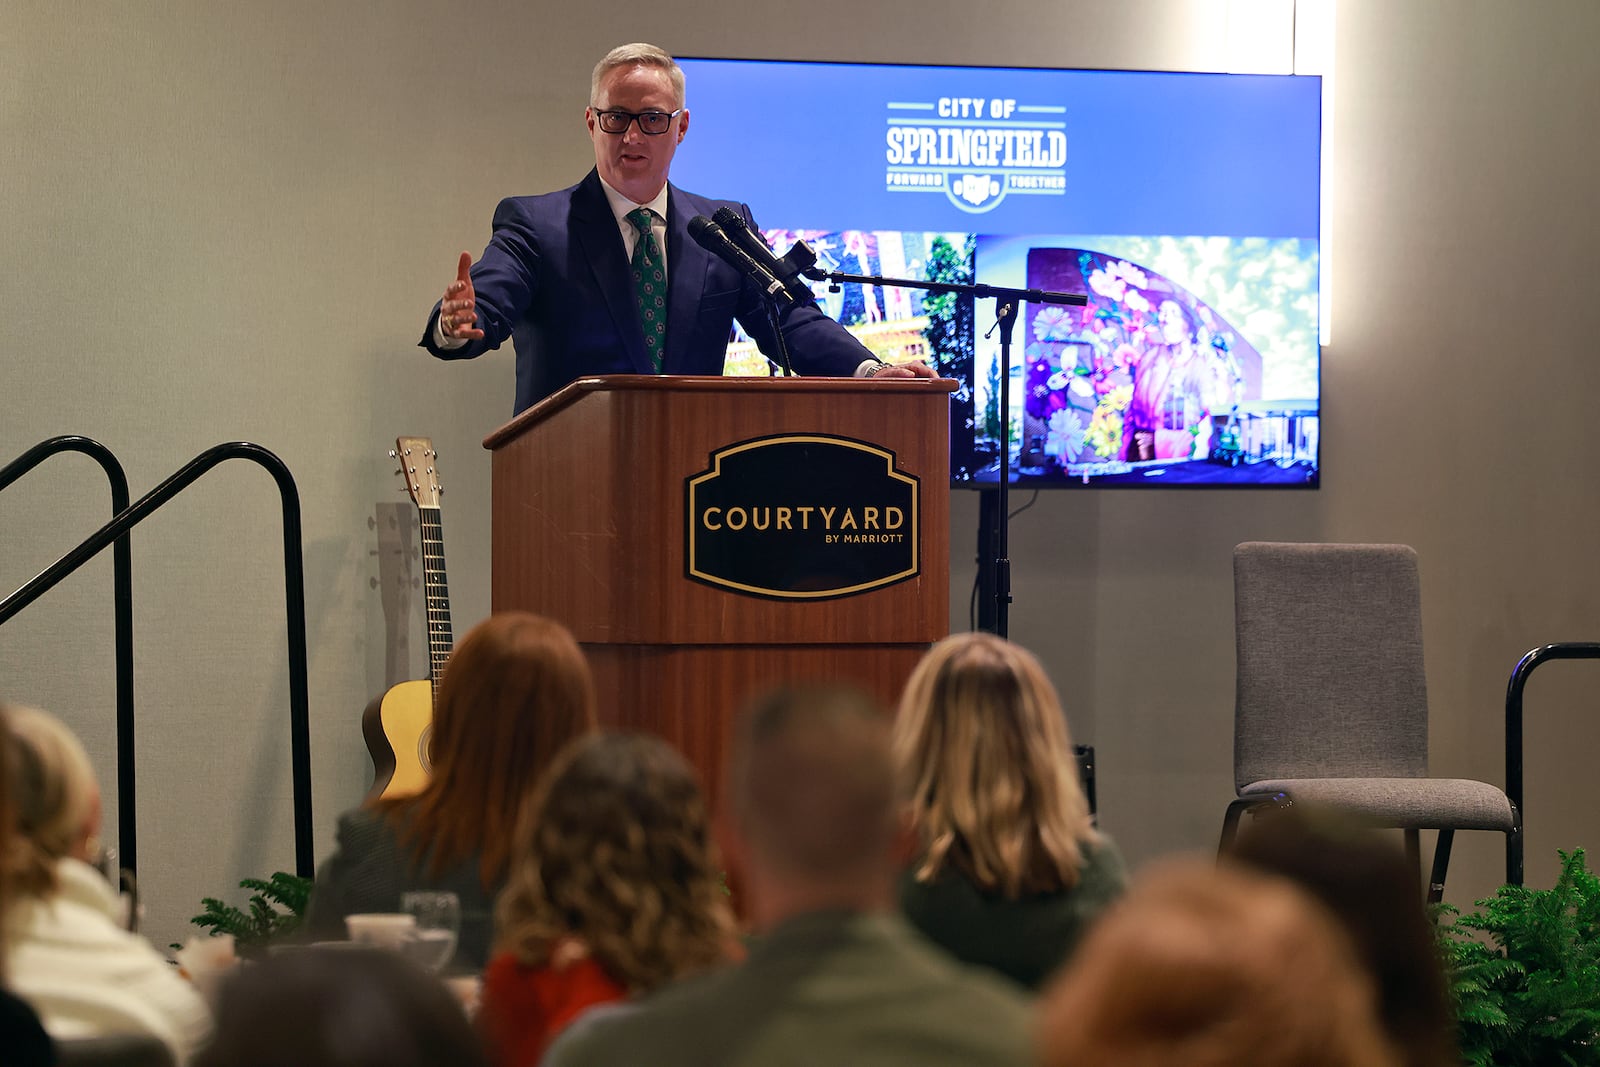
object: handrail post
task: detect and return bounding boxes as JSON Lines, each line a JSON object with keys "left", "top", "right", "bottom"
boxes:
{"left": 0, "top": 441, "right": 315, "bottom": 878}
{"left": 1503, "top": 641, "right": 1600, "bottom": 886}
{"left": 0, "top": 436, "right": 139, "bottom": 878}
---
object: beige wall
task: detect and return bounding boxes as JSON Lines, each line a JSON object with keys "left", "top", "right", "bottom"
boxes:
{"left": 3, "top": 1, "right": 1596, "bottom": 949}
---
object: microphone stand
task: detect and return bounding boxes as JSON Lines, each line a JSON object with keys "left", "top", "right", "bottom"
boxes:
{"left": 763, "top": 299, "right": 796, "bottom": 377}
{"left": 799, "top": 263, "right": 1085, "bottom": 638}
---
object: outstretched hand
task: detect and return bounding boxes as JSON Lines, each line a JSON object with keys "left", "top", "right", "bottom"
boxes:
{"left": 438, "top": 252, "right": 484, "bottom": 340}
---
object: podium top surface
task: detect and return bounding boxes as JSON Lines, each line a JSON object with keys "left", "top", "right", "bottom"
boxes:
{"left": 483, "top": 374, "right": 956, "bottom": 450}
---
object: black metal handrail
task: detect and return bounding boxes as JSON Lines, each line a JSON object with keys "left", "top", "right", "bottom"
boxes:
{"left": 0, "top": 441, "right": 314, "bottom": 877}
{"left": 1504, "top": 641, "right": 1600, "bottom": 886}
{"left": 0, "top": 436, "right": 138, "bottom": 875}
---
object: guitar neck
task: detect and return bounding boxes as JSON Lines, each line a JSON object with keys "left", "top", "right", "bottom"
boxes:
{"left": 419, "top": 505, "right": 453, "bottom": 696}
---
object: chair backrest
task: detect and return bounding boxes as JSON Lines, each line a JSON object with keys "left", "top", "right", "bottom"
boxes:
{"left": 53, "top": 1033, "right": 175, "bottom": 1067}
{"left": 1233, "top": 542, "right": 1429, "bottom": 788}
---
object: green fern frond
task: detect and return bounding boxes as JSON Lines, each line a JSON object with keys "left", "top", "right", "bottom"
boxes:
{"left": 1440, "top": 848, "right": 1600, "bottom": 1067}
{"left": 187, "top": 871, "right": 314, "bottom": 957}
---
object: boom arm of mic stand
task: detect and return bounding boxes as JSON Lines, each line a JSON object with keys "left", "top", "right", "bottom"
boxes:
{"left": 800, "top": 268, "right": 1087, "bottom": 308}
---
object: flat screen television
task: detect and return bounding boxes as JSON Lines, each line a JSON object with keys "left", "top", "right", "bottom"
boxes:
{"left": 674, "top": 57, "right": 1322, "bottom": 487}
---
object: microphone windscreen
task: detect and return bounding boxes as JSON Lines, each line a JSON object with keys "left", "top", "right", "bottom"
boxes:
{"left": 687, "top": 214, "right": 719, "bottom": 243}
{"left": 711, "top": 206, "right": 746, "bottom": 232}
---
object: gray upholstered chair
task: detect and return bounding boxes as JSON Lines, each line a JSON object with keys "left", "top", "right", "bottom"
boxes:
{"left": 1219, "top": 541, "right": 1522, "bottom": 902}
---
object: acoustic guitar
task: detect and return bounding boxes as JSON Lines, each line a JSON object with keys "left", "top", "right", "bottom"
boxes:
{"left": 363, "top": 436, "right": 454, "bottom": 800}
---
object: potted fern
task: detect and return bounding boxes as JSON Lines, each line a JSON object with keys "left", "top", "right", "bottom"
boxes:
{"left": 1437, "top": 849, "right": 1600, "bottom": 1066}
{"left": 184, "top": 872, "right": 313, "bottom": 958}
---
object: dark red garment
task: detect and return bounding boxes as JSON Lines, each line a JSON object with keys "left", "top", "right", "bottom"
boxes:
{"left": 478, "top": 951, "right": 627, "bottom": 1067}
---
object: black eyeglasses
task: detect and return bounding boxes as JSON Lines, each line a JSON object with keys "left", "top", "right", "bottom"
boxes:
{"left": 593, "top": 108, "right": 682, "bottom": 135}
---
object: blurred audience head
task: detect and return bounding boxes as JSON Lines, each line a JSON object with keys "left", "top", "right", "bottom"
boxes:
{"left": 496, "top": 732, "right": 734, "bottom": 992}
{"left": 1225, "top": 805, "right": 1459, "bottom": 1067}
{"left": 387, "top": 611, "right": 597, "bottom": 889}
{"left": 1038, "top": 858, "right": 1401, "bottom": 1067}
{"left": 895, "top": 632, "right": 1094, "bottom": 897}
{"left": 0, "top": 706, "right": 14, "bottom": 970}
{"left": 729, "top": 684, "right": 897, "bottom": 925}
{"left": 1, "top": 702, "right": 101, "bottom": 898}
{"left": 194, "top": 946, "right": 486, "bottom": 1067}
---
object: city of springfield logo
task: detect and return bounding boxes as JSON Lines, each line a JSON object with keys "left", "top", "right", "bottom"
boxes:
{"left": 685, "top": 435, "right": 919, "bottom": 600}
{"left": 886, "top": 95, "right": 1067, "bottom": 214}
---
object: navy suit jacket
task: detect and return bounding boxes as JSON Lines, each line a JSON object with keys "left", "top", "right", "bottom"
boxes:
{"left": 421, "top": 169, "right": 873, "bottom": 414}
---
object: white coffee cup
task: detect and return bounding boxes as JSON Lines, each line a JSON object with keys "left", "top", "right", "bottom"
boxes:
{"left": 344, "top": 912, "right": 416, "bottom": 949}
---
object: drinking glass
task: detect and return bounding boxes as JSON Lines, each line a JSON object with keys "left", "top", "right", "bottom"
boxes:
{"left": 400, "top": 891, "right": 460, "bottom": 972}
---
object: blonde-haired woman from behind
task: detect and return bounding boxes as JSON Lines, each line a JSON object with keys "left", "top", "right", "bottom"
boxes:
{"left": 2, "top": 702, "right": 210, "bottom": 1062}
{"left": 0, "top": 705, "right": 54, "bottom": 1067}
{"left": 893, "top": 632, "right": 1127, "bottom": 989}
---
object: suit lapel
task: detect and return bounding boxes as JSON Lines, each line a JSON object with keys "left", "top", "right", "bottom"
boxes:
{"left": 664, "top": 185, "right": 712, "bottom": 374}
{"left": 572, "top": 170, "right": 653, "bottom": 374}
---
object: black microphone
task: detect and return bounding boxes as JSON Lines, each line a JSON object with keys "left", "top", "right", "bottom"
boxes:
{"left": 711, "top": 207, "right": 815, "bottom": 304}
{"left": 687, "top": 215, "right": 795, "bottom": 306}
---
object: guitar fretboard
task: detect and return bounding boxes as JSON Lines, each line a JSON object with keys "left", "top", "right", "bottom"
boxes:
{"left": 419, "top": 505, "right": 453, "bottom": 703}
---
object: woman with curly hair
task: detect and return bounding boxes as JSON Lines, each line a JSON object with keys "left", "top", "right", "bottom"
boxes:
{"left": 479, "top": 732, "right": 736, "bottom": 1067}
{"left": 894, "top": 632, "right": 1126, "bottom": 989}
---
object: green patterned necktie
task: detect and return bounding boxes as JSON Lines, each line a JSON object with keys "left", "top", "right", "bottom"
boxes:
{"left": 627, "top": 207, "right": 666, "bottom": 372}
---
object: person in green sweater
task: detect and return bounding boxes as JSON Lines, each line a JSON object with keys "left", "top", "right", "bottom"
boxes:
{"left": 893, "top": 632, "right": 1127, "bottom": 990}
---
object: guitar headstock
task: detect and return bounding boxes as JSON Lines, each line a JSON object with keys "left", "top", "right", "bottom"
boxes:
{"left": 395, "top": 436, "right": 442, "bottom": 510}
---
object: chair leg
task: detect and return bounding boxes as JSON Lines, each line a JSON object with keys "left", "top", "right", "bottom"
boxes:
{"left": 1219, "top": 798, "right": 1252, "bottom": 854}
{"left": 1219, "top": 793, "right": 1293, "bottom": 856}
{"left": 1427, "top": 829, "right": 1455, "bottom": 904}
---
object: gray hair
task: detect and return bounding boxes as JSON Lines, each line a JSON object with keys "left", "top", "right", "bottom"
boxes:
{"left": 590, "top": 43, "right": 685, "bottom": 107}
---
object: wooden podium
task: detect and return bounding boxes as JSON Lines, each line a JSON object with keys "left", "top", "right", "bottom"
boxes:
{"left": 482, "top": 375, "right": 953, "bottom": 802}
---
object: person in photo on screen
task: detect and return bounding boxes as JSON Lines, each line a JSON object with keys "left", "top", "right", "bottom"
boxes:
{"left": 1123, "top": 297, "right": 1236, "bottom": 462}
{"left": 836, "top": 231, "right": 886, "bottom": 327}
{"left": 422, "top": 43, "right": 933, "bottom": 415}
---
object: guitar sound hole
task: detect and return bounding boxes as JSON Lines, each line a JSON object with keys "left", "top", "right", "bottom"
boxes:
{"left": 418, "top": 724, "right": 433, "bottom": 775}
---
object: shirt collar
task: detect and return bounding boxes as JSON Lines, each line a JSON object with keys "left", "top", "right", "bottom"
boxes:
{"left": 598, "top": 176, "right": 670, "bottom": 228}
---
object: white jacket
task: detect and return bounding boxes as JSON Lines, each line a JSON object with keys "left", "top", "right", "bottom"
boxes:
{"left": 4, "top": 857, "right": 211, "bottom": 1063}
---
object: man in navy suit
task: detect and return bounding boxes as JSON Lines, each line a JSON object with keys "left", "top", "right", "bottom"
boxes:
{"left": 423, "top": 43, "right": 933, "bottom": 415}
